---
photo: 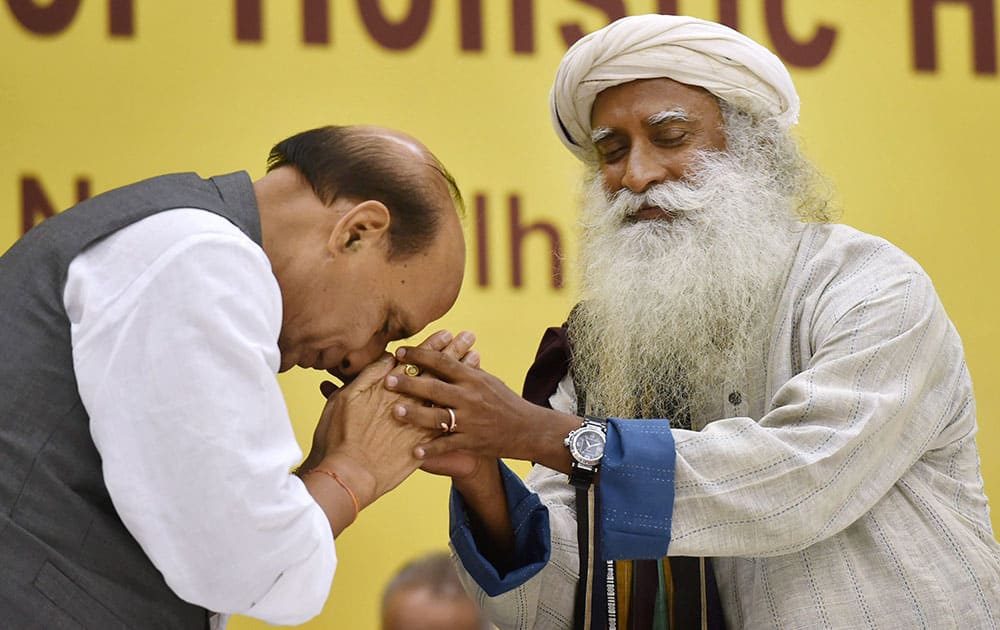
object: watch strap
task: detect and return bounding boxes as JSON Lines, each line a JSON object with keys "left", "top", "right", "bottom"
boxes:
{"left": 567, "top": 415, "right": 607, "bottom": 488}
{"left": 568, "top": 461, "right": 596, "bottom": 488}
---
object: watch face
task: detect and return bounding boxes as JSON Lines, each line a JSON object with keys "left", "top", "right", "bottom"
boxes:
{"left": 571, "top": 427, "right": 606, "bottom": 465}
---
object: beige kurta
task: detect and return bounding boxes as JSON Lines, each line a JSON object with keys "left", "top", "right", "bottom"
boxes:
{"left": 453, "top": 223, "right": 1000, "bottom": 629}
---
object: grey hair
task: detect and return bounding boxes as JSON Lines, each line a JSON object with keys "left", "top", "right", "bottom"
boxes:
{"left": 718, "top": 100, "right": 836, "bottom": 223}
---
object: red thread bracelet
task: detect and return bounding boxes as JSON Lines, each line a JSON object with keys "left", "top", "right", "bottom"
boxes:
{"left": 305, "top": 468, "right": 361, "bottom": 519}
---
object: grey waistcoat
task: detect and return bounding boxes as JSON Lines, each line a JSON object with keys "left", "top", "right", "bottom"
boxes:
{"left": 0, "top": 172, "right": 262, "bottom": 629}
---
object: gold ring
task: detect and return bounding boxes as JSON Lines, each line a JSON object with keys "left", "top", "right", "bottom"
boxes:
{"left": 403, "top": 364, "right": 421, "bottom": 377}
{"left": 446, "top": 408, "right": 457, "bottom": 433}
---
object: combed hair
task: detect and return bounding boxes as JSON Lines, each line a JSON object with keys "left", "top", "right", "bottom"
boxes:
{"left": 266, "top": 125, "right": 463, "bottom": 259}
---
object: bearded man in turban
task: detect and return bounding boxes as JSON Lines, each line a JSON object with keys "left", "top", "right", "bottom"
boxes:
{"left": 386, "top": 14, "right": 1000, "bottom": 629}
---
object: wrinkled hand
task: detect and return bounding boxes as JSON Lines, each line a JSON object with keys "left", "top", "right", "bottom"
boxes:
{"left": 305, "top": 331, "right": 469, "bottom": 467}
{"left": 302, "top": 330, "right": 486, "bottom": 502}
{"left": 385, "top": 343, "right": 534, "bottom": 462}
{"left": 310, "top": 354, "right": 436, "bottom": 506}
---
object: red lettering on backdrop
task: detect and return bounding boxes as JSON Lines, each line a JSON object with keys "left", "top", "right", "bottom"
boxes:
{"left": 764, "top": 0, "right": 836, "bottom": 67}
{"left": 234, "top": 0, "right": 262, "bottom": 41}
{"left": 656, "top": 0, "right": 739, "bottom": 28}
{"left": 509, "top": 195, "right": 564, "bottom": 289}
{"left": 560, "top": 0, "right": 626, "bottom": 48}
{"left": 474, "top": 194, "right": 490, "bottom": 286}
{"left": 513, "top": 0, "right": 534, "bottom": 53}
{"left": 912, "top": 0, "right": 997, "bottom": 74}
{"left": 6, "top": 0, "right": 133, "bottom": 36}
{"left": 20, "top": 176, "right": 91, "bottom": 235}
{"left": 6, "top": 0, "right": 80, "bottom": 35}
{"left": 717, "top": 0, "right": 740, "bottom": 30}
{"left": 234, "top": 0, "right": 328, "bottom": 44}
{"left": 303, "top": 0, "right": 329, "bottom": 44}
{"left": 462, "top": 0, "right": 536, "bottom": 53}
{"left": 656, "top": 0, "right": 679, "bottom": 16}
{"left": 474, "top": 193, "right": 565, "bottom": 289}
{"left": 108, "top": 0, "right": 134, "bottom": 36}
{"left": 459, "top": 0, "right": 483, "bottom": 51}
{"left": 357, "top": 0, "right": 431, "bottom": 50}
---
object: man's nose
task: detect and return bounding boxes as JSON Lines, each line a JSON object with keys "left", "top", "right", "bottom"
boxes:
{"left": 621, "top": 143, "right": 669, "bottom": 193}
{"left": 337, "top": 341, "right": 389, "bottom": 379}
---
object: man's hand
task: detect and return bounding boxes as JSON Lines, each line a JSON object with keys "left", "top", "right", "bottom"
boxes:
{"left": 384, "top": 344, "right": 533, "bottom": 461}
{"left": 301, "top": 329, "right": 487, "bottom": 506}
{"left": 385, "top": 339, "right": 581, "bottom": 473}
{"left": 309, "top": 354, "right": 431, "bottom": 508}
{"left": 397, "top": 330, "right": 485, "bottom": 480}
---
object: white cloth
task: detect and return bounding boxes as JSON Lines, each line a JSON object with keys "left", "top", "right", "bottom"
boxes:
{"left": 550, "top": 14, "right": 800, "bottom": 161}
{"left": 458, "top": 223, "right": 1000, "bottom": 629}
{"left": 64, "top": 208, "right": 336, "bottom": 626}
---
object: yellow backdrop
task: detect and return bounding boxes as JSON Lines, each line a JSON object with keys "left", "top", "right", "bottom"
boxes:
{"left": 2, "top": 2, "right": 998, "bottom": 628}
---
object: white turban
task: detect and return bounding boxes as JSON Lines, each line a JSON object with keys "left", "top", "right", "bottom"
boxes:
{"left": 550, "top": 14, "right": 799, "bottom": 161}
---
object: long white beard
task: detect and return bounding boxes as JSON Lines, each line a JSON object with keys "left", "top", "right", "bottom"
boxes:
{"left": 570, "top": 146, "right": 800, "bottom": 426}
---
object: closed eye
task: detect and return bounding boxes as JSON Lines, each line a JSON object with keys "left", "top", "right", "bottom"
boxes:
{"left": 596, "top": 142, "right": 628, "bottom": 164}
{"left": 653, "top": 130, "right": 688, "bottom": 146}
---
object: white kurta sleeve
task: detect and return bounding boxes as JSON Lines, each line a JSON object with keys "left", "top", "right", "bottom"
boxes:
{"left": 65, "top": 209, "right": 335, "bottom": 624}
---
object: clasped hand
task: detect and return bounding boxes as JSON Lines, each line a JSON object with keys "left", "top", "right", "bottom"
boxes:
{"left": 302, "top": 329, "right": 485, "bottom": 505}
{"left": 385, "top": 339, "right": 533, "bottom": 466}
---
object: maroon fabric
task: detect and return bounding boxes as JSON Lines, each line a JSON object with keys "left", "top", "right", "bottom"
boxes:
{"left": 520, "top": 322, "right": 727, "bottom": 629}
{"left": 630, "top": 560, "right": 659, "bottom": 630}
{"left": 521, "top": 324, "right": 572, "bottom": 408}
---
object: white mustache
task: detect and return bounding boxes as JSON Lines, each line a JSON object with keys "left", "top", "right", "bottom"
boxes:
{"left": 606, "top": 177, "right": 719, "bottom": 222}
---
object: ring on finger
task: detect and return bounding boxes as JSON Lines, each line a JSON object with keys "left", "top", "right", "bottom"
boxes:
{"left": 446, "top": 408, "right": 457, "bottom": 433}
{"left": 403, "top": 364, "right": 422, "bottom": 377}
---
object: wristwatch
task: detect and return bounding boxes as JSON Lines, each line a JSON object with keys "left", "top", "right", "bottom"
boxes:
{"left": 564, "top": 415, "right": 607, "bottom": 488}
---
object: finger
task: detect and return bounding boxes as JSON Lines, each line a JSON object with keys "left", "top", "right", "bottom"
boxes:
{"left": 393, "top": 331, "right": 472, "bottom": 379}
{"left": 389, "top": 331, "right": 453, "bottom": 378}
{"left": 414, "top": 434, "right": 477, "bottom": 460}
{"left": 415, "top": 329, "right": 454, "bottom": 351}
{"left": 319, "top": 380, "right": 340, "bottom": 399}
{"left": 392, "top": 403, "right": 456, "bottom": 433}
{"left": 441, "top": 330, "right": 476, "bottom": 361}
{"left": 393, "top": 346, "right": 467, "bottom": 382}
{"left": 385, "top": 369, "right": 463, "bottom": 407}
{"left": 461, "top": 349, "right": 481, "bottom": 369}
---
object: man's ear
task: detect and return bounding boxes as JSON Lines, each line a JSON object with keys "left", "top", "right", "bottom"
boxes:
{"left": 328, "top": 200, "right": 391, "bottom": 255}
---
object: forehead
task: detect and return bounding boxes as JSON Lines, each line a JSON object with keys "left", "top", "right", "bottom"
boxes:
{"left": 590, "top": 78, "right": 722, "bottom": 129}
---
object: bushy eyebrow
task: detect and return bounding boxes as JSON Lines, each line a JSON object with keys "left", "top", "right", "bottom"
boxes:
{"left": 647, "top": 108, "right": 689, "bottom": 125}
{"left": 591, "top": 108, "right": 692, "bottom": 144}
{"left": 591, "top": 127, "right": 613, "bottom": 143}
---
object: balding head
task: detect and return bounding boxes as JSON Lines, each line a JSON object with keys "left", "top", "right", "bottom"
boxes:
{"left": 266, "top": 124, "right": 463, "bottom": 258}
{"left": 254, "top": 125, "right": 466, "bottom": 376}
